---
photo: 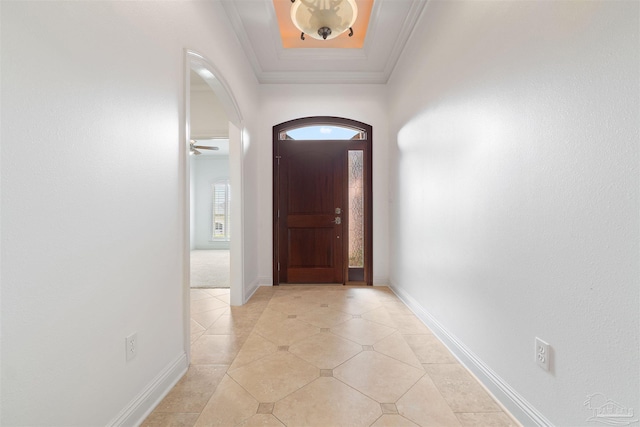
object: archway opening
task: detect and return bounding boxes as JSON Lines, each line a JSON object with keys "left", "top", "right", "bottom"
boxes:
{"left": 184, "top": 50, "right": 245, "bottom": 360}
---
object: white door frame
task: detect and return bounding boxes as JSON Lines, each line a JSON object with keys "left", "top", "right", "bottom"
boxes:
{"left": 183, "top": 50, "right": 245, "bottom": 361}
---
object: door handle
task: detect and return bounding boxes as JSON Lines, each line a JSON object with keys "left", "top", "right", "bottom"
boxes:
{"left": 333, "top": 217, "right": 342, "bottom": 224}
{"left": 335, "top": 207, "right": 342, "bottom": 214}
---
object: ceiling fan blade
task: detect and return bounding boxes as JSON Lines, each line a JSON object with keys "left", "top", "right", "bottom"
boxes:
{"left": 193, "top": 145, "right": 219, "bottom": 150}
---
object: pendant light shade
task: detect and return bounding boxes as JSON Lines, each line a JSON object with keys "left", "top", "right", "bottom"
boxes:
{"left": 290, "top": 0, "right": 358, "bottom": 41}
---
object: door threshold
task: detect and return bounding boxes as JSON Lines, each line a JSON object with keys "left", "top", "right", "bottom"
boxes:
{"left": 344, "top": 281, "right": 368, "bottom": 287}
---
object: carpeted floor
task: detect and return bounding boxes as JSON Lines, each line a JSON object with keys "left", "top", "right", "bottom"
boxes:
{"left": 190, "top": 249, "right": 230, "bottom": 288}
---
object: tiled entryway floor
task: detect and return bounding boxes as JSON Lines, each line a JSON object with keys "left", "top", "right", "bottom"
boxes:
{"left": 143, "top": 286, "right": 518, "bottom": 427}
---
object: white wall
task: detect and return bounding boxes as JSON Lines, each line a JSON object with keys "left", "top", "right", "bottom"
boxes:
{"left": 192, "top": 156, "right": 231, "bottom": 250}
{"left": 257, "top": 84, "right": 390, "bottom": 286}
{"left": 387, "top": 1, "right": 639, "bottom": 425}
{"left": 190, "top": 72, "right": 229, "bottom": 139}
{"left": 1, "top": 2, "right": 259, "bottom": 425}
{"left": 190, "top": 157, "right": 196, "bottom": 250}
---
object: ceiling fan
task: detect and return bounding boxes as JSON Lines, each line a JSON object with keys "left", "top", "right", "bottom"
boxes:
{"left": 190, "top": 139, "right": 220, "bottom": 156}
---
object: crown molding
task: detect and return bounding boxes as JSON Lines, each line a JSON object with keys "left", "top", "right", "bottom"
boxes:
{"left": 360, "top": 0, "right": 384, "bottom": 57}
{"left": 220, "top": 0, "right": 266, "bottom": 83}
{"left": 275, "top": 47, "right": 369, "bottom": 61}
{"left": 382, "top": 0, "right": 428, "bottom": 78}
{"left": 256, "top": 70, "right": 388, "bottom": 84}
{"left": 221, "top": 0, "right": 427, "bottom": 85}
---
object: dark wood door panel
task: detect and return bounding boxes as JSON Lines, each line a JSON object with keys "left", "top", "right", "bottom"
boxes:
{"left": 288, "top": 268, "right": 339, "bottom": 284}
{"left": 278, "top": 141, "right": 345, "bottom": 284}
{"left": 288, "top": 228, "right": 335, "bottom": 267}
{"left": 287, "top": 214, "right": 335, "bottom": 228}
{"left": 287, "top": 152, "right": 335, "bottom": 215}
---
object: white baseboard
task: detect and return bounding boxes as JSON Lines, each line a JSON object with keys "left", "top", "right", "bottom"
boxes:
{"left": 107, "top": 352, "right": 188, "bottom": 427}
{"left": 244, "top": 277, "right": 261, "bottom": 303}
{"left": 258, "top": 276, "right": 273, "bottom": 287}
{"left": 389, "top": 284, "right": 553, "bottom": 427}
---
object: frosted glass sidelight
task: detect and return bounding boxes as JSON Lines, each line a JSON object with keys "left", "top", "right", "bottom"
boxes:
{"left": 348, "top": 150, "right": 364, "bottom": 267}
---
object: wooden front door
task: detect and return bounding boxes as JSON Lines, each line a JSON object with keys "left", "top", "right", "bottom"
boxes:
{"left": 273, "top": 116, "right": 373, "bottom": 286}
{"left": 276, "top": 140, "right": 346, "bottom": 283}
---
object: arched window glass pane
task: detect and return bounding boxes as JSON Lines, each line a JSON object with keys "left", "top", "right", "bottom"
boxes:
{"left": 212, "top": 179, "right": 230, "bottom": 240}
{"left": 280, "top": 125, "right": 366, "bottom": 140}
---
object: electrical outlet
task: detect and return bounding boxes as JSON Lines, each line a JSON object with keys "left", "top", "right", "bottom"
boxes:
{"left": 126, "top": 333, "right": 137, "bottom": 362}
{"left": 535, "top": 337, "right": 550, "bottom": 371}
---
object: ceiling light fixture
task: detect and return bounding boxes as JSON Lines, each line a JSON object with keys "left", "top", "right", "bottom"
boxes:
{"left": 290, "top": 0, "right": 357, "bottom": 41}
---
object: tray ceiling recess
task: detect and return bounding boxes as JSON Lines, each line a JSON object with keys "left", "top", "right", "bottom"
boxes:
{"left": 221, "top": 0, "right": 428, "bottom": 84}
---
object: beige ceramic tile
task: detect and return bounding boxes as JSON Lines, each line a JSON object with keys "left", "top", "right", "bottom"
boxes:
{"left": 228, "top": 351, "right": 319, "bottom": 402}
{"left": 404, "top": 334, "right": 458, "bottom": 364}
{"left": 157, "top": 287, "right": 518, "bottom": 427}
{"left": 394, "top": 314, "right": 433, "bottom": 334}
{"left": 191, "top": 290, "right": 213, "bottom": 302}
{"left": 244, "top": 301, "right": 271, "bottom": 313}
{"left": 204, "top": 313, "right": 257, "bottom": 337}
{"left": 256, "top": 403, "right": 274, "bottom": 414}
{"left": 191, "top": 297, "right": 229, "bottom": 314}
{"left": 190, "top": 331, "right": 204, "bottom": 344}
{"left": 194, "top": 375, "right": 258, "bottom": 427}
{"left": 375, "top": 288, "right": 401, "bottom": 302}
{"left": 142, "top": 412, "right": 200, "bottom": 427}
{"left": 456, "top": 412, "right": 519, "bottom": 426}
{"left": 228, "top": 332, "right": 278, "bottom": 371}
{"left": 333, "top": 351, "right": 424, "bottom": 403}
{"left": 202, "top": 288, "right": 230, "bottom": 297}
{"left": 343, "top": 288, "right": 385, "bottom": 305}
{"left": 255, "top": 316, "right": 320, "bottom": 346}
{"left": 214, "top": 293, "right": 231, "bottom": 304}
{"left": 381, "top": 403, "right": 398, "bottom": 414}
{"left": 371, "top": 414, "right": 419, "bottom": 427}
{"left": 153, "top": 365, "right": 227, "bottom": 413}
{"left": 288, "top": 331, "right": 362, "bottom": 369}
{"left": 190, "top": 335, "right": 244, "bottom": 365}
{"left": 231, "top": 301, "right": 265, "bottom": 313}
{"left": 330, "top": 298, "right": 382, "bottom": 315}
{"left": 331, "top": 318, "right": 396, "bottom": 346}
{"left": 382, "top": 301, "right": 415, "bottom": 316}
{"left": 425, "top": 364, "right": 502, "bottom": 413}
{"left": 242, "top": 295, "right": 269, "bottom": 307}
{"left": 231, "top": 305, "right": 264, "bottom": 319}
{"left": 266, "top": 296, "right": 320, "bottom": 315}
{"left": 238, "top": 306, "right": 269, "bottom": 319}
{"left": 252, "top": 287, "right": 274, "bottom": 297}
{"left": 296, "top": 307, "right": 352, "bottom": 328}
{"left": 236, "top": 414, "right": 285, "bottom": 427}
{"left": 273, "top": 377, "right": 381, "bottom": 427}
{"left": 255, "top": 308, "right": 287, "bottom": 325}
{"left": 396, "top": 376, "right": 461, "bottom": 426}
{"left": 374, "top": 332, "right": 424, "bottom": 369}
{"left": 310, "top": 289, "right": 348, "bottom": 301}
{"left": 191, "top": 319, "right": 206, "bottom": 336}
{"left": 191, "top": 307, "right": 228, "bottom": 330}
{"left": 191, "top": 319, "right": 205, "bottom": 344}
{"left": 361, "top": 307, "right": 397, "bottom": 328}
{"left": 229, "top": 304, "right": 267, "bottom": 321}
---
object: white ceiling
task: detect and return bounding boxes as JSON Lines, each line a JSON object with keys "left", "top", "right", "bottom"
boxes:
{"left": 221, "top": 0, "right": 428, "bottom": 84}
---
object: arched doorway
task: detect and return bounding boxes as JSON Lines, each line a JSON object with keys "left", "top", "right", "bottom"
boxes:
{"left": 273, "top": 117, "right": 373, "bottom": 286}
{"left": 184, "top": 50, "right": 245, "bottom": 360}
